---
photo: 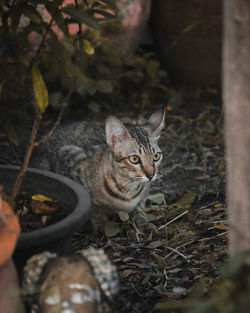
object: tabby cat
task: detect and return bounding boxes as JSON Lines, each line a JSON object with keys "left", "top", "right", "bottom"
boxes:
{"left": 31, "top": 108, "right": 165, "bottom": 230}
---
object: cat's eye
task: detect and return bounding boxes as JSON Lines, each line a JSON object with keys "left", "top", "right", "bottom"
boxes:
{"left": 129, "top": 155, "right": 140, "bottom": 164}
{"left": 153, "top": 152, "right": 161, "bottom": 162}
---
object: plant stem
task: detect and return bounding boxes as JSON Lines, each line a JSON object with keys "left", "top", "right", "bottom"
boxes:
{"left": 10, "top": 108, "right": 42, "bottom": 202}
{"left": 34, "top": 107, "right": 64, "bottom": 147}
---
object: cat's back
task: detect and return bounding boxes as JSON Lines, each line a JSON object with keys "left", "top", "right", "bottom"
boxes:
{"left": 31, "top": 120, "right": 106, "bottom": 169}
{"left": 49, "top": 120, "right": 105, "bottom": 148}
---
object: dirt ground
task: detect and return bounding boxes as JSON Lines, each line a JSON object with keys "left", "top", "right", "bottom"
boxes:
{"left": 0, "top": 77, "right": 227, "bottom": 312}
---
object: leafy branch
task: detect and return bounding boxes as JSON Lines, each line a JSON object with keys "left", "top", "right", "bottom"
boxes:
{"left": 8, "top": 0, "right": 107, "bottom": 201}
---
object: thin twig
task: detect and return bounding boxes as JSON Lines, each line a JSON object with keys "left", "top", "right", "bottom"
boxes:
{"left": 198, "top": 231, "right": 229, "bottom": 242}
{"left": 11, "top": 106, "right": 42, "bottom": 202}
{"left": 164, "top": 240, "right": 194, "bottom": 259}
{"left": 197, "top": 201, "right": 219, "bottom": 211}
{"left": 157, "top": 210, "right": 189, "bottom": 230}
{"left": 34, "top": 107, "right": 65, "bottom": 147}
{"left": 211, "top": 220, "right": 228, "bottom": 224}
{"left": 166, "top": 246, "right": 187, "bottom": 260}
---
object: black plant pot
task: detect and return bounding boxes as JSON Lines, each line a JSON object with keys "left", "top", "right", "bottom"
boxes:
{"left": 0, "top": 165, "right": 91, "bottom": 274}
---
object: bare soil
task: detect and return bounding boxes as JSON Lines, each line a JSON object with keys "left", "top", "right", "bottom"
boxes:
{"left": 0, "top": 84, "right": 227, "bottom": 313}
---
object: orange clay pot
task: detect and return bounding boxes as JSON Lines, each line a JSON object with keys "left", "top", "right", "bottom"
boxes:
{"left": 0, "top": 200, "right": 20, "bottom": 267}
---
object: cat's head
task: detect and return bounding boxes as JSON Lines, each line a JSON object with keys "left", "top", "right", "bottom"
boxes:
{"left": 105, "top": 108, "right": 165, "bottom": 184}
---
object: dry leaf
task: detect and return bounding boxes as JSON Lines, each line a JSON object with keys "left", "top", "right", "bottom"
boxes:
{"left": 123, "top": 257, "right": 134, "bottom": 263}
{"left": 32, "top": 65, "right": 48, "bottom": 113}
{"left": 144, "top": 240, "right": 164, "bottom": 249}
{"left": 141, "top": 274, "right": 151, "bottom": 285}
{"left": 31, "top": 194, "right": 53, "bottom": 202}
{"left": 120, "top": 269, "right": 139, "bottom": 278}
{"left": 31, "top": 200, "right": 59, "bottom": 214}
{"left": 41, "top": 215, "right": 48, "bottom": 225}
{"left": 213, "top": 224, "right": 228, "bottom": 230}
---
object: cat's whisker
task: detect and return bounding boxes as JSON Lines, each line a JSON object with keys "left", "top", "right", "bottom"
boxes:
{"left": 119, "top": 181, "right": 134, "bottom": 198}
{"left": 119, "top": 180, "right": 140, "bottom": 199}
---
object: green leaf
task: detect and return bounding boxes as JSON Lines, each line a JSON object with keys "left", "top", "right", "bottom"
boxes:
{"left": 105, "top": 221, "right": 120, "bottom": 237}
{"left": 99, "top": 0, "right": 117, "bottom": 10}
{"left": 45, "top": 2, "right": 69, "bottom": 36}
{"left": 16, "top": 48, "right": 29, "bottom": 66}
{"left": 88, "top": 101, "right": 100, "bottom": 113}
{"left": 61, "top": 6, "right": 99, "bottom": 29}
{"left": 82, "top": 0, "right": 89, "bottom": 6}
{"left": 82, "top": 39, "right": 95, "bottom": 55}
{"left": 118, "top": 211, "right": 129, "bottom": 222}
{"left": 54, "top": 12, "right": 69, "bottom": 36}
{"left": 22, "top": 6, "right": 42, "bottom": 24}
{"left": 96, "top": 80, "right": 113, "bottom": 93}
{"left": 55, "top": 13, "right": 69, "bottom": 36}
{"left": 91, "top": 1, "right": 102, "bottom": 9}
{"left": 4, "top": 122, "right": 19, "bottom": 146}
{"left": 218, "top": 157, "right": 225, "bottom": 173}
{"left": 94, "top": 9, "right": 116, "bottom": 19}
{"left": 169, "top": 192, "right": 197, "bottom": 210}
{"left": 0, "top": 80, "right": 5, "bottom": 99}
{"left": 10, "top": 7, "right": 21, "bottom": 31}
{"left": 143, "top": 213, "right": 158, "bottom": 222}
{"left": 32, "top": 66, "right": 49, "bottom": 114}
{"left": 147, "top": 192, "right": 165, "bottom": 205}
{"left": 49, "top": 92, "right": 66, "bottom": 110}
{"left": 146, "top": 60, "right": 160, "bottom": 82}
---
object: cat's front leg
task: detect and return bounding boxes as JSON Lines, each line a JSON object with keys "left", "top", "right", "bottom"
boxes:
{"left": 132, "top": 199, "right": 148, "bottom": 226}
{"left": 91, "top": 205, "right": 109, "bottom": 233}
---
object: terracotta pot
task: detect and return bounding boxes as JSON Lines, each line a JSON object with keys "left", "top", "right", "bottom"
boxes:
{"left": 0, "top": 260, "right": 25, "bottom": 313}
{"left": 0, "top": 165, "right": 91, "bottom": 274}
{"left": 151, "top": 0, "right": 222, "bottom": 87}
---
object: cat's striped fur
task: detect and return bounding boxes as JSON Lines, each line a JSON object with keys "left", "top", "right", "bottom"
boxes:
{"left": 31, "top": 108, "right": 165, "bottom": 230}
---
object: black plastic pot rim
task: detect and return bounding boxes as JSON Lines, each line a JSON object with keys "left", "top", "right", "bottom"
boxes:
{"left": 0, "top": 165, "right": 91, "bottom": 249}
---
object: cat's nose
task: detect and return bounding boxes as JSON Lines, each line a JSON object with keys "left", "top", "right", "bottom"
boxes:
{"left": 145, "top": 172, "right": 155, "bottom": 181}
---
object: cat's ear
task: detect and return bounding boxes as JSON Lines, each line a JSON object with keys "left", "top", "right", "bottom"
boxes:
{"left": 105, "top": 116, "right": 132, "bottom": 151}
{"left": 144, "top": 107, "right": 165, "bottom": 139}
